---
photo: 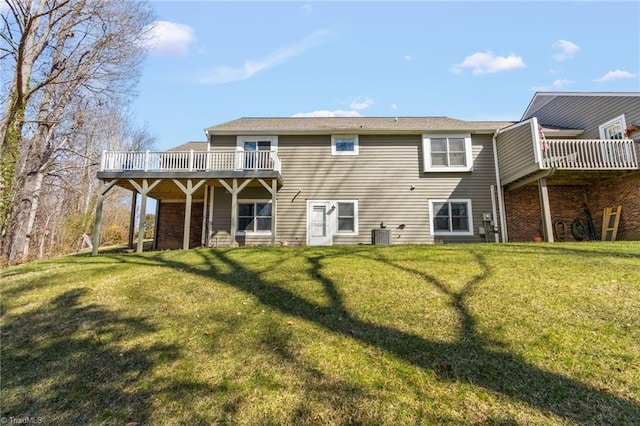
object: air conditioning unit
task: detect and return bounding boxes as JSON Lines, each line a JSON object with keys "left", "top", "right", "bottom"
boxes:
{"left": 371, "top": 228, "right": 391, "bottom": 245}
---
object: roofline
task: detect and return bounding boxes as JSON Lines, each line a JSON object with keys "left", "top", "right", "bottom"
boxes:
{"left": 522, "top": 91, "right": 640, "bottom": 120}
{"left": 205, "top": 116, "right": 513, "bottom": 136}
{"left": 205, "top": 128, "right": 505, "bottom": 137}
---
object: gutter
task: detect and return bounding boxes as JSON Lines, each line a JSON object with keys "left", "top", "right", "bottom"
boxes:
{"left": 492, "top": 129, "right": 509, "bottom": 243}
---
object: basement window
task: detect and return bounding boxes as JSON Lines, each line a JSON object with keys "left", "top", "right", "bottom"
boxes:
{"left": 237, "top": 200, "right": 272, "bottom": 234}
{"left": 429, "top": 199, "right": 474, "bottom": 236}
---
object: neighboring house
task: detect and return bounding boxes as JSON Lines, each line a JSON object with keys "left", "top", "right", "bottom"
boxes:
{"left": 496, "top": 92, "right": 640, "bottom": 242}
{"left": 92, "top": 92, "right": 640, "bottom": 253}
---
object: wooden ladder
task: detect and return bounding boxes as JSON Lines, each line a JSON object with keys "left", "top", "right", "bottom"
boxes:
{"left": 601, "top": 206, "right": 622, "bottom": 241}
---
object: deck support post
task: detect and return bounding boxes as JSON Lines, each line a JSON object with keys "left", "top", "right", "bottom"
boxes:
{"left": 207, "top": 187, "right": 215, "bottom": 246}
{"left": 128, "top": 190, "right": 137, "bottom": 249}
{"left": 219, "top": 178, "right": 253, "bottom": 247}
{"left": 538, "top": 177, "right": 554, "bottom": 242}
{"left": 258, "top": 178, "right": 278, "bottom": 246}
{"left": 172, "top": 179, "right": 207, "bottom": 250}
{"left": 201, "top": 185, "right": 209, "bottom": 246}
{"left": 271, "top": 179, "right": 277, "bottom": 246}
{"left": 92, "top": 179, "right": 118, "bottom": 256}
{"left": 128, "top": 179, "right": 162, "bottom": 253}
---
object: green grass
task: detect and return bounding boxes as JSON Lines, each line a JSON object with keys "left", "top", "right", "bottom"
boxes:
{"left": 2, "top": 242, "right": 639, "bottom": 425}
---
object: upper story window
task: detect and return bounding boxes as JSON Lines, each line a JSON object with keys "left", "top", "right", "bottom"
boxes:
{"left": 599, "top": 115, "right": 627, "bottom": 140}
{"left": 422, "top": 134, "right": 473, "bottom": 172}
{"left": 331, "top": 135, "right": 359, "bottom": 155}
{"left": 236, "top": 136, "right": 278, "bottom": 169}
{"left": 237, "top": 136, "right": 278, "bottom": 151}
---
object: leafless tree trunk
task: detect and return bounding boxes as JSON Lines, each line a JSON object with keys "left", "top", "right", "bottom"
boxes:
{"left": 0, "top": 0, "right": 154, "bottom": 264}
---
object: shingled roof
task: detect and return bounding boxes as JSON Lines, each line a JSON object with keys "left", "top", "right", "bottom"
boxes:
{"left": 205, "top": 117, "right": 514, "bottom": 135}
{"left": 168, "top": 141, "right": 208, "bottom": 151}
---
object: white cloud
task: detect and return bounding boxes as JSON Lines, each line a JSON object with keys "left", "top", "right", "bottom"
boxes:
{"left": 143, "top": 21, "right": 196, "bottom": 56}
{"left": 552, "top": 40, "right": 580, "bottom": 61}
{"left": 531, "top": 78, "right": 575, "bottom": 91}
{"left": 293, "top": 110, "right": 362, "bottom": 118}
{"left": 451, "top": 51, "right": 525, "bottom": 75}
{"left": 301, "top": 4, "right": 313, "bottom": 15}
{"left": 350, "top": 98, "right": 374, "bottom": 110}
{"left": 403, "top": 54, "right": 413, "bottom": 61}
{"left": 593, "top": 69, "right": 637, "bottom": 82}
{"left": 200, "top": 29, "right": 333, "bottom": 84}
{"left": 390, "top": 103, "right": 398, "bottom": 110}
{"left": 553, "top": 78, "right": 574, "bottom": 89}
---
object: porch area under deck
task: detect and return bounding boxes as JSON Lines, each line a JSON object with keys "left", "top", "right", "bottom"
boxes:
{"left": 92, "top": 150, "right": 283, "bottom": 255}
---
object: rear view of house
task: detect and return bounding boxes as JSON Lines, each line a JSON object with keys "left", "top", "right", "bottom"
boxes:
{"left": 92, "top": 91, "right": 640, "bottom": 253}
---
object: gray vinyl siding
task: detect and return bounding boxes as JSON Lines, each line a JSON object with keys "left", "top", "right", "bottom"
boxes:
{"left": 209, "top": 135, "right": 237, "bottom": 151}
{"left": 210, "top": 133, "right": 498, "bottom": 245}
{"left": 495, "top": 120, "right": 540, "bottom": 185}
{"left": 523, "top": 95, "right": 640, "bottom": 139}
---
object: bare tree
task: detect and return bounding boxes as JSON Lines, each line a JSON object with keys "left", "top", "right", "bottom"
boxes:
{"left": 0, "top": 0, "right": 154, "bottom": 264}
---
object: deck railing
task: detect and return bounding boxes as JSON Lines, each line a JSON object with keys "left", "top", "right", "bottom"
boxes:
{"left": 100, "top": 150, "right": 282, "bottom": 173}
{"left": 542, "top": 139, "right": 638, "bottom": 170}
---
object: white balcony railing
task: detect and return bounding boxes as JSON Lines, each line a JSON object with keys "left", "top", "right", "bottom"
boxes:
{"left": 100, "top": 150, "right": 282, "bottom": 173}
{"left": 542, "top": 139, "right": 638, "bottom": 170}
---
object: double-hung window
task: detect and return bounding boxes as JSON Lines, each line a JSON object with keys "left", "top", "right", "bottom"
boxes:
{"left": 423, "top": 134, "right": 473, "bottom": 172}
{"left": 237, "top": 136, "right": 278, "bottom": 169}
{"left": 238, "top": 200, "right": 272, "bottom": 234}
{"left": 429, "top": 199, "right": 473, "bottom": 236}
{"left": 337, "top": 202, "right": 357, "bottom": 233}
{"left": 331, "top": 135, "right": 359, "bottom": 155}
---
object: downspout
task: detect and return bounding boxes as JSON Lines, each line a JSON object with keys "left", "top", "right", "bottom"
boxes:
{"left": 492, "top": 129, "right": 508, "bottom": 243}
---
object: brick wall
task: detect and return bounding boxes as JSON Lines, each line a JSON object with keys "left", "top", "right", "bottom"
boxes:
{"left": 156, "top": 202, "right": 204, "bottom": 249}
{"left": 504, "top": 173, "right": 640, "bottom": 242}
{"left": 504, "top": 185, "right": 588, "bottom": 242}
{"left": 588, "top": 173, "right": 640, "bottom": 240}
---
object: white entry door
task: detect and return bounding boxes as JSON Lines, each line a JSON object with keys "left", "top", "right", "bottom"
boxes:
{"left": 307, "top": 202, "right": 333, "bottom": 246}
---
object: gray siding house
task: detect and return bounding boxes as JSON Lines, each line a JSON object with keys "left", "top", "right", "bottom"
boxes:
{"left": 92, "top": 92, "right": 640, "bottom": 253}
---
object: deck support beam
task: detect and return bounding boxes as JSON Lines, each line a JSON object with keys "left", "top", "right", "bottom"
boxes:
{"left": 91, "top": 179, "right": 119, "bottom": 256}
{"left": 128, "top": 179, "right": 161, "bottom": 253}
{"left": 538, "top": 177, "right": 554, "bottom": 242}
{"left": 172, "top": 179, "right": 207, "bottom": 250}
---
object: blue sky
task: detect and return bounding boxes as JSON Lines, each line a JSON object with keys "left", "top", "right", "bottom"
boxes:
{"left": 135, "top": 1, "right": 640, "bottom": 150}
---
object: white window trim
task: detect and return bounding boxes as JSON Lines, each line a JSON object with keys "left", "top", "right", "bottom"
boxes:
{"left": 598, "top": 115, "right": 626, "bottom": 140}
{"left": 331, "top": 135, "right": 359, "bottom": 156}
{"left": 306, "top": 199, "right": 359, "bottom": 238}
{"left": 236, "top": 136, "right": 278, "bottom": 151}
{"left": 236, "top": 199, "right": 273, "bottom": 236}
{"left": 335, "top": 200, "right": 359, "bottom": 235}
{"left": 422, "top": 134, "right": 473, "bottom": 172}
{"left": 429, "top": 199, "right": 474, "bottom": 236}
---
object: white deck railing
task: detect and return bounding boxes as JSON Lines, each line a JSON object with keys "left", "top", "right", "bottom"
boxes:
{"left": 542, "top": 139, "right": 638, "bottom": 170}
{"left": 100, "top": 150, "right": 282, "bottom": 173}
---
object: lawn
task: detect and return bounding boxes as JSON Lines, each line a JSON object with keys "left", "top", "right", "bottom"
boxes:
{"left": 1, "top": 242, "right": 639, "bottom": 425}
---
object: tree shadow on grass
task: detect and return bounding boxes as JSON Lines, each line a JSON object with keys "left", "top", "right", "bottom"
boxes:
{"left": 1, "top": 288, "right": 212, "bottom": 424}
{"left": 151, "top": 247, "right": 639, "bottom": 424}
